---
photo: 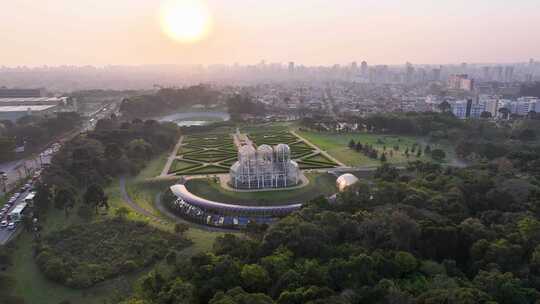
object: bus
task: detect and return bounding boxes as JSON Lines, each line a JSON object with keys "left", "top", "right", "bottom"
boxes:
{"left": 24, "top": 192, "right": 36, "bottom": 205}
{"left": 9, "top": 202, "right": 27, "bottom": 222}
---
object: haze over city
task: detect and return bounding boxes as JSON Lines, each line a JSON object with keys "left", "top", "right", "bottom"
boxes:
{"left": 3, "top": 2, "right": 540, "bottom": 304}
{"left": 2, "top": 0, "right": 540, "bottom": 66}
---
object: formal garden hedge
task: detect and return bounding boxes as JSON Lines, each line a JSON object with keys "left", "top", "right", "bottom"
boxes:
{"left": 249, "top": 130, "right": 340, "bottom": 170}
{"left": 35, "top": 219, "right": 190, "bottom": 288}
{"left": 171, "top": 132, "right": 237, "bottom": 175}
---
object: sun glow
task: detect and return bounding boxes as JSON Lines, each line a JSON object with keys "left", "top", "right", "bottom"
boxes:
{"left": 159, "top": 0, "right": 212, "bottom": 43}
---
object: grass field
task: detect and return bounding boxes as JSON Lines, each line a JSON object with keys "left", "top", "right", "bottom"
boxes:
{"left": 185, "top": 173, "right": 337, "bottom": 206}
{"left": 297, "top": 130, "right": 452, "bottom": 167}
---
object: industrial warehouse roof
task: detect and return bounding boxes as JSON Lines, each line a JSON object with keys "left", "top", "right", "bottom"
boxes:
{"left": 170, "top": 184, "right": 302, "bottom": 216}
{"left": 0, "top": 97, "right": 65, "bottom": 103}
{"left": 0, "top": 105, "right": 57, "bottom": 112}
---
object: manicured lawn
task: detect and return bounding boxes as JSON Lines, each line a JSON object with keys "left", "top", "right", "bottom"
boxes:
{"left": 185, "top": 173, "right": 337, "bottom": 206}
{"left": 297, "top": 130, "right": 452, "bottom": 167}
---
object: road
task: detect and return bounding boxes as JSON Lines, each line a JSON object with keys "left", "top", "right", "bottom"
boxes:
{"left": 0, "top": 186, "right": 34, "bottom": 245}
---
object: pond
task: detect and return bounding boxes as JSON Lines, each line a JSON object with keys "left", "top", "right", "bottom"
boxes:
{"left": 157, "top": 111, "right": 230, "bottom": 127}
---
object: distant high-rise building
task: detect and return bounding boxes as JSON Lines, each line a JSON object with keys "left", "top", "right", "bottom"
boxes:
{"left": 405, "top": 62, "right": 414, "bottom": 84}
{"left": 461, "top": 62, "right": 468, "bottom": 71}
{"left": 288, "top": 62, "right": 295, "bottom": 73}
{"left": 504, "top": 66, "right": 514, "bottom": 82}
{"left": 431, "top": 68, "right": 441, "bottom": 82}
{"left": 361, "top": 61, "right": 368, "bottom": 76}
{"left": 482, "top": 66, "right": 491, "bottom": 81}
{"left": 448, "top": 74, "right": 474, "bottom": 91}
{"left": 351, "top": 61, "right": 358, "bottom": 71}
{"left": 495, "top": 66, "right": 504, "bottom": 82}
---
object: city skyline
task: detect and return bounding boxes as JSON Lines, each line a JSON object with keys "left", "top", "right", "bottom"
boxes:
{"left": 1, "top": 0, "right": 539, "bottom": 67}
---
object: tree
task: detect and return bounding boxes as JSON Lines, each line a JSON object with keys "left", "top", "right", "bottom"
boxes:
{"left": 498, "top": 107, "right": 511, "bottom": 119}
{"left": 380, "top": 153, "right": 387, "bottom": 162}
{"left": 431, "top": 149, "right": 446, "bottom": 161}
{"left": 83, "top": 184, "right": 108, "bottom": 214}
{"left": 480, "top": 111, "right": 492, "bottom": 119}
{"left": 210, "top": 287, "right": 274, "bottom": 304}
{"left": 105, "top": 143, "right": 123, "bottom": 160}
{"left": 438, "top": 101, "right": 452, "bottom": 113}
{"left": 174, "top": 223, "right": 189, "bottom": 236}
{"left": 115, "top": 207, "right": 130, "bottom": 219}
{"left": 241, "top": 264, "right": 271, "bottom": 292}
{"left": 127, "top": 139, "right": 153, "bottom": 160}
{"left": 424, "top": 145, "right": 431, "bottom": 154}
{"left": 394, "top": 251, "right": 418, "bottom": 276}
{"left": 518, "top": 129, "right": 536, "bottom": 141}
{"left": 54, "top": 188, "right": 77, "bottom": 217}
{"left": 473, "top": 270, "right": 539, "bottom": 304}
{"left": 165, "top": 251, "right": 177, "bottom": 266}
{"left": 355, "top": 142, "right": 363, "bottom": 152}
{"left": 33, "top": 184, "right": 52, "bottom": 215}
{"left": 348, "top": 139, "right": 356, "bottom": 149}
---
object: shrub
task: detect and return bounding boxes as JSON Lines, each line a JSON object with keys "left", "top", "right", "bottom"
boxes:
{"left": 35, "top": 219, "right": 190, "bottom": 288}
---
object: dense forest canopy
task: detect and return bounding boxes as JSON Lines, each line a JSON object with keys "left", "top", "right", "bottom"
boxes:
{"left": 0, "top": 112, "right": 81, "bottom": 161}
{"left": 120, "top": 85, "right": 220, "bottom": 118}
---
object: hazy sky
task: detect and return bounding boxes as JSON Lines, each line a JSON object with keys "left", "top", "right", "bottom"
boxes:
{"left": 1, "top": 0, "right": 539, "bottom": 66}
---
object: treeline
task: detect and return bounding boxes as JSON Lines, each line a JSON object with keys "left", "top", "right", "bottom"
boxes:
{"left": 303, "top": 112, "right": 540, "bottom": 162}
{"left": 120, "top": 85, "right": 220, "bottom": 118}
{"left": 226, "top": 94, "right": 267, "bottom": 120}
{"left": 521, "top": 82, "right": 540, "bottom": 98}
{"left": 0, "top": 112, "right": 81, "bottom": 161}
{"left": 33, "top": 117, "right": 179, "bottom": 220}
{"left": 120, "top": 156, "right": 540, "bottom": 304}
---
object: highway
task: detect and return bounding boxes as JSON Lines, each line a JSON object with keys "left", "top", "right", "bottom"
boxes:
{"left": 0, "top": 185, "right": 35, "bottom": 245}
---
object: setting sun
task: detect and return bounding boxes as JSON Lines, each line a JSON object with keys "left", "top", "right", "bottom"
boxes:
{"left": 159, "top": 0, "right": 212, "bottom": 43}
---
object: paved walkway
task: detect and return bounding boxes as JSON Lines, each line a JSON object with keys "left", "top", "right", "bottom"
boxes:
{"left": 119, "top": 176, "right": 169, "bottom": 225}
{"left": 290, "top": 130, "right": 347, "bottom": 167}
{"left": 160, "top": 136, "right": 184, "bottom": 177}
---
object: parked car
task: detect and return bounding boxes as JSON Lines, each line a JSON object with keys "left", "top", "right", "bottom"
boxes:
{"left": 7, "top": 222, "right": 15, "bottom": 230}
{"left": 0, "top": 220, "right": 7, "bottom": 228}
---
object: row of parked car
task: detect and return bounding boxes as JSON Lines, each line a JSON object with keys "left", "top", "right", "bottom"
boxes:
{"left": 170, "top": 198, "right": 275, "bottom": 228}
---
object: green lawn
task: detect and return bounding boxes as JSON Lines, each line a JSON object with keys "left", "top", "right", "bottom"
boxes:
{"left": 185, "top": 173, "right": 337, "bottom": 206}
{"left": 297, "top": 130, "right": 452, "bottom": 167}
